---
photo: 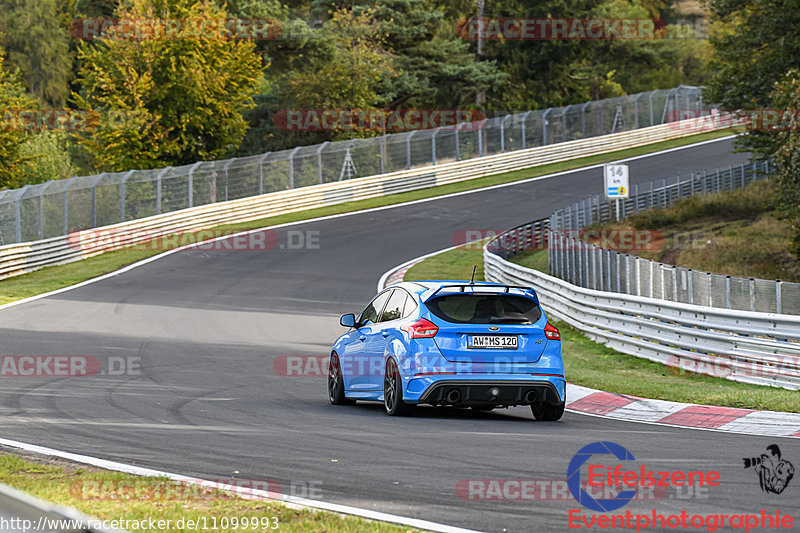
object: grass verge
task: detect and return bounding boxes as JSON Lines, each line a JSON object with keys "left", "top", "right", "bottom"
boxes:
{"left": 0, "top": 451, "right": 416, "bottom": 533}
{"left": 0, "top": 130, "right": 731, "bottom": 306}
{"left": 405, "top": 244, "right": 800, "bottom": 412}
{"left": 580, "top": 179, "right": 800, "bottom": 282}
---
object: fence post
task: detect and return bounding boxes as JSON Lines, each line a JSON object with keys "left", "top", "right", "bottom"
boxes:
{"left": 62, "top": 183, "right": 69, "bottom": 235}
{"left": 635, "top": 257, "right": 641, "bottom": 296}
{"left": 598, "top": 248, "right": 604, "bottom": 290}
{"left": 155, "top": 167, "right": 170, "bottom": 215}
{"left": 581, "top": 101, "right": 591, "bottom": 137}
{"left": 91, "top": 173, "right": 105, "bottom": 226}
{"left": 688, "top": 269, "right": 694, "bottom": 304}
{"left": 287, "top": 147, "right": 300, "bottom": 188}
{"left": 500, "top": 116, "right": 510, "bottom": 152}
{"left": 258, "top": 153, "right": 269, "bottom": 195}
{"left": 381, "top": 134, "right": 388, "bottom": 171}
{"left": 120, "top": 170, "right": 134, "bottom": 222}
{"left": 776, "top": 280, "right": 782, "bottom": 314}
{"left": 432, "top": 128, "right": 441, "bottom": 163}
{"left": 521, "top": 111, "right": 532, "bottom": 148}
{"left": 725, "top": 275, "right": 731, "bottom": 309}
{"left": 707, "top": 272, "right": 712, "bottom": 307}
{"left": 221, "top": 158, "right": 234, "bottom": 200}
{"left": 37, "top": 194, "right": 43, "bottom": 240}
{"left": 649, "top": 260, "right": 654, "bottom": 298}
{"left": 672, "top": 267, "right": 678, "bottom": 301}
{"left": 14, "top": 190, "right": 26, "bottom": 243}
{"left": 560, "top": 106, "right": 571, "bottom": 142}
{"left": 542, "top": 108, "right": 552, "bottom": 145}
{"left": 616, "top": 253, "right": 621, "bottom": 292}
{"left": 316, "top": 142, "right": 328, "bottom": 184}
{"left": 625, "top": 254, "right": 631, "bottom": 294}
{"left": 749, "top": 278, "right": 755, "bottom": 312}
{"left": 406, "top": 130, "right": 417, "bottom": 168}
{"left": 188, "top": 161, "right": 202, "bottom": 208}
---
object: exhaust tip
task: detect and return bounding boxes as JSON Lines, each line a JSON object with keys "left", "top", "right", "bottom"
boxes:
{"left": 524, "top": 390, "right": 537, "bottom": 403}
{"left": 446, "top": 388, "right": 462, "bottom": 403}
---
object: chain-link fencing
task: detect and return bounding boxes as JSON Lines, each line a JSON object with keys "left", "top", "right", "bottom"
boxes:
{"left": 488, "top": 160, "right": 800, "bottom": 314}
{"left": 0, "top": 85, "right": 703, "bottom": 246}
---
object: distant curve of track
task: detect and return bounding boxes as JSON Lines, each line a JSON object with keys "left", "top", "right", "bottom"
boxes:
{"left": 3, "top": 138, "right": 791, "bottom": 532}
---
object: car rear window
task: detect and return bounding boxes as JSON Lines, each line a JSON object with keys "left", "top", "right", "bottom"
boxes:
{"left": 427, "top": 294, "right": 542, "bottom": 324}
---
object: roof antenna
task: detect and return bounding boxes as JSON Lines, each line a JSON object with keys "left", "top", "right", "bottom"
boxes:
{"left": 469, "top": 265, "right": 477, "bottom": 284}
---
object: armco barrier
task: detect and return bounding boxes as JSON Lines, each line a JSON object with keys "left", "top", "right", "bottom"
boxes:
{"left": 484, "top": 236, "right": 800, "bottom": 390}
{"left": 0, "top": 118, "right": 723, "bottom": 280}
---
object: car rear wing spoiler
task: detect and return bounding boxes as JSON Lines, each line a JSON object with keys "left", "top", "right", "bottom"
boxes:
{"left": 422, "top": 284, "right": 539, "bottom": 303}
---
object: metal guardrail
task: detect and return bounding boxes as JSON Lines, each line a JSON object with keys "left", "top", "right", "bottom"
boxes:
{"left": 0, "top": 482, "right": 126, "bottom": 533}
{"left": 484, "top": 250, "right": 800, "bottom": 389}
{"left": 486, "top": 162, "right": 800, "bottom": 315}
{"left": 483, "top": 163, "right": 800, "bottom": 388}
{"left": 0, "top": 86, "right": 702, "bottom": 246}
{"left": 0, "top": 118, "right": 721, "bottom": 280}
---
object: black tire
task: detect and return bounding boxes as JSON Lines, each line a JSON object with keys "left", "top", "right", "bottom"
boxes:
{"left": 384, "top": 359, "right": 414, "bottom": 416}
{"left": 531, "top": 401, "right": 565, "bottom": 421}
{"left": 328, "top": 353, "right": 355, "bottom": 405}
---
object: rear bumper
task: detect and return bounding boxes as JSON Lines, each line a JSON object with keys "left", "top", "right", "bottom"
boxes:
{"left": 413, "top": 378, "right": 564, "bottom": 407}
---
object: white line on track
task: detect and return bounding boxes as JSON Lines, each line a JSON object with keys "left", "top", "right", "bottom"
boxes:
{"left": 0, "top": 436, "right": 480, "bottom": 533}
{"left": 1, "top": 134, "right": 735, "bottom": 314}
{"left": 0, "top": 134, "right": 737, "bottom": 531}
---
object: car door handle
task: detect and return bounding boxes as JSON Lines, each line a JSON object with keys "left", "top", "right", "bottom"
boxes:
{"left": 359, "top": 336, "right": 366, "bottom": 341}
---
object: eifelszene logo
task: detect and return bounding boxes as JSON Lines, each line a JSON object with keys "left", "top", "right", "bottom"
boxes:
{"left": 743, "top": 444, "right": 795, "bottom": 495}
{"left": 567, "top": 441, "right": 721, "bottom": 512}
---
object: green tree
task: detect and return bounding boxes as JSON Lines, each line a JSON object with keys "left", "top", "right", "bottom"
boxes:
{"left": 0, "top": 49, "right": 39, "bottom": 189}
{"left": 705, "top": 0, "right": 800, "bottom": 255}
{"left": 239, "top": 7, "right": 393, "bottom": 152}
{"left": 18, "top": 131, "right": 78, "bottom": 185}
{"left": 0, "top": 0, "right": 73, "bottom": 107}
{"left": 73, "top": 0, "right": 264, "bottom": 170}
{"left": 704, "top": 0, "right": 800, "bottom": 156}
{"left": 769, "top": 70, "right": 800, "bottom": 258}
{"left": 314, "top": 0, "right": 506, "bottom": 109}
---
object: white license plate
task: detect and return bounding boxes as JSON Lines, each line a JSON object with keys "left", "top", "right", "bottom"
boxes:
{"left": 468, "top": 335, "right": 518, "bottom": 349}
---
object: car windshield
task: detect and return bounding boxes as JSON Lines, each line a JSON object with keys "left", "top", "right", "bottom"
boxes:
{"left": 427, "top": 294, "right": 542, "bottom": 324}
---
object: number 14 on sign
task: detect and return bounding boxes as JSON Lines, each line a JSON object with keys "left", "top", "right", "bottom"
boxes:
{"left": 604, "top": 163, "right": 629, "bottom": 221}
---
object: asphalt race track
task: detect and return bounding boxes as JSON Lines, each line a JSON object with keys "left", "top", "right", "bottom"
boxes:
{"left": 2, "top": 138, "right": 796, "bottom": 532}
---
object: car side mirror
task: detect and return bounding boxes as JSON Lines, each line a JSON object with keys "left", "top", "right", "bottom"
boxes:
{"left": 340, "top": 313, "right": 356, "bottom": 328}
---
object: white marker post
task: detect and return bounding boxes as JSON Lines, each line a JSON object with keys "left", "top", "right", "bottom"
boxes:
{"left": 604, "top": 163, "right": 630, "bottom": 221}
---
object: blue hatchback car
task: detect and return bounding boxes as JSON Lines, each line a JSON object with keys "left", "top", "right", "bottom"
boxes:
{"left": 328, "top": 280, "right": 566, "bottom": 420}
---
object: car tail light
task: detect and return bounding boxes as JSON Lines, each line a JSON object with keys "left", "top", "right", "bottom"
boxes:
{"left": 544, "top": 322, "right": 561, "bottom": 340}
{"left": 401, "top": 318, "right": 439, "bottom": 338}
